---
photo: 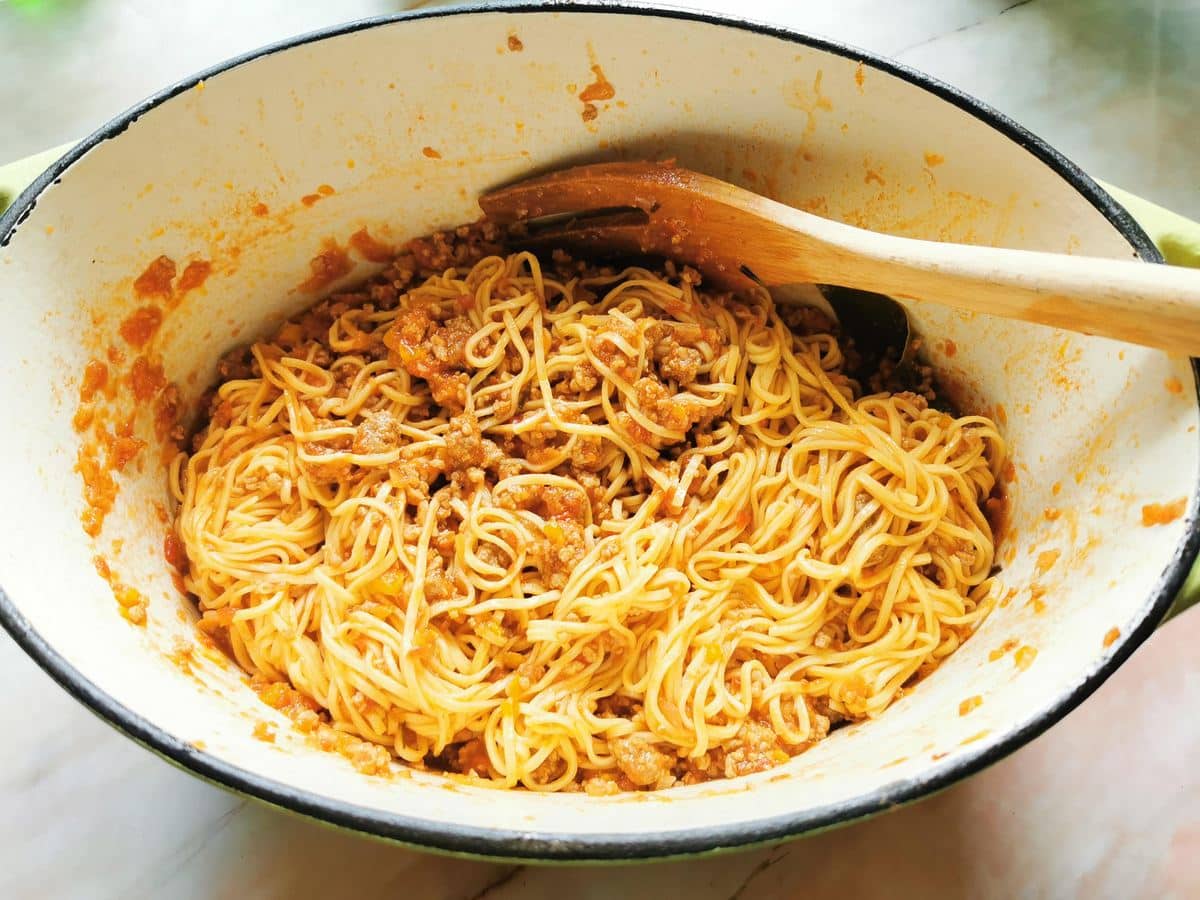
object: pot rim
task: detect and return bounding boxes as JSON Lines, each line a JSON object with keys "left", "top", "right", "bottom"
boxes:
{"left": 1, "top": 0, "right": 1196, "bottom": 862}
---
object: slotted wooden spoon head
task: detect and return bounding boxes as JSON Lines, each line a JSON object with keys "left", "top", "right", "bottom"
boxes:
{"left": 479, "top": 161, "right": 778, "bottom": 291}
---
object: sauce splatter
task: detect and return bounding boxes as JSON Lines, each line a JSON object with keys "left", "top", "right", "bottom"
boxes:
{"left": 924, "top": 152, "right": 945, "bottom": 168}
{"left": 348, "top": 228, "right": 394, "bottom": 263}
{"left": 164, "top": 530, "right": 186, "bottom": 571}
{"left": 864, "top": 170, "right": 885, "bottom": 186}
{"left": 1103, "top": 627, "right": 1121, "bottom": 648}
{"left": 1142, "top": 497, "right": 1187, "bottom": 526}
{"left": 92, "top": 554, "right": 146, "bottom": 625}
{"left": 301, "top": 186, "right": 335, "bottom": 206}
{"left": 177, "top": 259, "right": 213, "bottom": 294}
{"left": 944, "top": 339, "right": 957, "bottom": 358}
{"left": 77, "top": 447, "right": 117, "bottom": 536}
{"left": 1043, "top": 507, "right": 1061, "bottom": 521}
{"left": 1014, "top": 645, "right": 1038, "bottom": 671}
{"left": 1036, "top": 549, "right": 1060, "bottom": 573}
{"left": 853, "top": 62, "right": 865, "bottom": 92}
{"left": 1028, "top": 584, "right": 1047, "bottom": 614}
{"left": 298, "top": 240, "right": 353, "bottom": 293}
{"left": 168, "top": 643, "right": 195, "bottom": 675}
{"left": 119, "top": 306, "right": 164, "bottom": 348}
{"left": 1165, "top": 376, "right": 1183, "bottom": 394}
{"left": 154, "top": 384, "right": 181, "bottom": 445}
{"left": 507, "top": 33, "right": 524, "bottom": 52}
{"left": 958, "top": 695, "right": 982, "bottom": 716}
{"left": 1052, "top": 481, "right": 1062, "bottom": 496}
{"left": 79, "top": 359, "right": 109, "bottom": 403}
{"left": 421, "top": 146, "right": 442, "bottom": 159}
{"left": 989, "top": 639, "right": 1018, "bottom": 662}
{"left": 251, "top": 202, "right": 270, "bottom": 217}
{"left": 130, "top": 356, "right": 166, "bottom": 403}
{"left": 253, "top": 721, "right": 278, "bottom": 743}
{"left": 579, "top": 64, "right": 616, "bottom": 102}
{"left": 133, "top": 255, "right": 176, "bottom": 298}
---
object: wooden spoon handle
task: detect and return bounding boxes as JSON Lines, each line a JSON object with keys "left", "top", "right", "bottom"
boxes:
{"left": 792, "top": 217, "right": 1200, "bottom": 355}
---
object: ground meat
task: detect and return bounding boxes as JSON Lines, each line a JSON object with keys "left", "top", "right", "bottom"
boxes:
{"left": 352, "top": 410, "right": 404, "bottom": 454}
{"left": 453, "top": 739, "right": 492, "bottom": 776}
{"left": 407, "top": 222, "right": 503, "bottom": 274}
{"left": 444, "top": 412, "right": 484, "bottom": 472}
{"left": 633, "top": 377, "right": 696, "bottom": 434}
{"left": 389, "top": 456, "right": 441, "bottom": 503}
{"left": 582, "top": 774, "right": 625, "bottom": 796}
{"left": 780, "top": 304, "right": 836, "bottom": 336}
{"left": 658, "top": 344, "right": 703, "bottom": 384}
{"left": 429, "top": 316, "right": 475, "bottom": 368}
{"left": 723, "top": 719, "right": 785, "bottom": 779}
{"left": 566, "top": 362, "right": 600, "bottom": 394}
{"left": 216, "top": 345, "right": 255, "bottom": 381}
{"left": 530, "top": 518, "right": 588, "bottom": 589}
{"left": 609, "top": 734, "right": 676, "bottom": 789}
{"left": 299, "top": 423, "right": 353, "bottom": 482}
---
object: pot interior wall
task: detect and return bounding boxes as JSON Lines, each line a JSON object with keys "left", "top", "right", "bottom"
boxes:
{"left": 0, "top": 9, "right": 1194, "bottom": 847}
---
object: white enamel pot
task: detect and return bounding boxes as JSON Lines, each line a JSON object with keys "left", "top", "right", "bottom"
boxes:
{"left": 1, "top": 3, "right": 1196, "bottom": 862}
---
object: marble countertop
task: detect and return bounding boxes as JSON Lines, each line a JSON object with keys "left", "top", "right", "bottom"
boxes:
{"left": 2, "top": 1, "right": 1199, "bottom": 897}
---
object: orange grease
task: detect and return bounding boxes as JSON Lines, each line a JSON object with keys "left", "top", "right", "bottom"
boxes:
{"left": 1165, "top": 376, "right": 1183, "bottom": 394}
{"left": 130, "top": 355, "right": 166, "bottom": 402}
{"left": 133, "top": 255, "right": 176, "bottom": 298}
{"left": 79, "top": 359, "right": 109, "bottom": 403}
{"left": 579, "top": 64, "right": 616, "bottom": 102}
{"left": 1103, "top": 627, "right": 1121, "bottom": 648}
{"left": 1142, "top": 497, "right": 1187, "bottom": 526}
{"left": 119, "top": 306, "right": 164, "bottom": 348}
{"left": 76, "top": 446, "right": 116, "bottom": 536}
{"left": 1036, "top": 550, "right": 1060, "bottom": 573}
{"left": 1014, "top": 646, "right": 1037, "bottom": 671}
{"left": 1028, "top": 584, "right": 1047, "bottom": 614}
{"left": 298, "top": 240, "right": 353, "bottom": 293}
{"left": 348, "top": 228, "right": 394, "bottom": 263}
{"left": 958, "top": 696, "right": 982, "bottom": 716}
{"left": 989, "top": 639, "right": 1018, "bottom": 662}
{"left": 422, "top": 147, "right": 442, "bottom": 159}
{"left": 177, "top": 260, "right": 212, "bottom": 294}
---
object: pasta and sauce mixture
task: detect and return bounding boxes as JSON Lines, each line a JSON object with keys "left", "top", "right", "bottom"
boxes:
{"left": 171, "top": 223, "right": 1006, "bottom": 792}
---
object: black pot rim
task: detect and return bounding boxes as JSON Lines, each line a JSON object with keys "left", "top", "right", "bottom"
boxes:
{"left": 1, "top": 0, "right": 1195, "bottom": 863}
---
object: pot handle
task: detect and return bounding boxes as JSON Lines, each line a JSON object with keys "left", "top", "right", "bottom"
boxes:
{"left": 1162, "top": 558, "right": 1200, "bottom": 624}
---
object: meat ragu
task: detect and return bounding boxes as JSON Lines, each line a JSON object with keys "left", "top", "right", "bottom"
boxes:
{"left": 168, "top": 220, "right": 1008, "bottom": 791}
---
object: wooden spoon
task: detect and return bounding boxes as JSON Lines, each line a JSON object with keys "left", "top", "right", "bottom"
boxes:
{"left": 479, "top": 161, "right": 1200, "bottom": 355}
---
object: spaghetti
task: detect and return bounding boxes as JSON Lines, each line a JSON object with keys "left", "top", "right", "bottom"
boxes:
{"left": 171, "top": 225, "right": 1006, "bottom": 792}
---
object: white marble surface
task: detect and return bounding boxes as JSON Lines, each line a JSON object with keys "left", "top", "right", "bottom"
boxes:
{"left": 2, "top": 1, "right": 1199, "bottom": 897}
